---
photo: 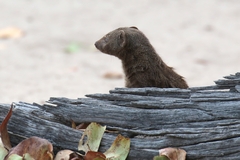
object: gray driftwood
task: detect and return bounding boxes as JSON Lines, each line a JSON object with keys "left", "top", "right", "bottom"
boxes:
{"left": 1, "top": 72, "right": 240, "bottom": 160}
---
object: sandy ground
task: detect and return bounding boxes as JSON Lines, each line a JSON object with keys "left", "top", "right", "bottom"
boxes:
{"left": 0, "top": 0, "right": 240, "bottom": 104}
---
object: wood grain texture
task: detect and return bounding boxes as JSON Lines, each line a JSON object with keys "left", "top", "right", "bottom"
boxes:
{"left": 0, "top": 72, "right": 240, "bottom": 160}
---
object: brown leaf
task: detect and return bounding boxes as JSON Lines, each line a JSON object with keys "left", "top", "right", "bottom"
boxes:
{"left": 102, "top": 72, "right": 123, "bottom": 79}
{"left": 71, "top": 120, "right": 90, "bottom": 130}
{"left": 195, "top": 59, "right": 209, "bottom": 65}
{"left": 0, "top": 103, "right": 14, "bottom": 150}
{"left": 0, "top": 27, "right": 23, "bottom": 39}
{"left": 76, "top": 123, "right": 90, "bottom": 130}
{"left": 85, "top": 151, "right": 106, "bottom": 160}
{"left": 5, "top": 136, "right": 53, "bottom": 160}
{"left": 159, "top": 147, "right": 186, "bottom": 160}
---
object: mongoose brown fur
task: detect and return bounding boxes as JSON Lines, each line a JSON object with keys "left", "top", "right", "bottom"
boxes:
{"left": 95, "top": 27, "right": 188, "bottom": 89}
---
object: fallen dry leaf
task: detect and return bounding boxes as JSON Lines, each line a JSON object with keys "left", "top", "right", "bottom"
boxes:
{"left": 78, "top": 122, "right": 106, "bottom": 152}
{"left": 76, "top": 123, "right": 90, "bottom": 130}
{"left": 85, "top": 151, "right": 106, "bottom": 160}
{"left": 159, "top": 147, "right": 186, "bottom": 160}
{"left": 0, "top": 103, "right": 14, "bottom": 150}
{"left": 195, "top": 59, "right": 209, "bottom": 65}
{"left": 0, "top": 143, "right": 8, "bottom": 160}
{"left": 0, "top": 27, "right": 23, "bottom": 39}
{"left": 5, "top": 136, "right": 53, "bottom": 160}
{"left": 54, "top": 149, "right": 73, "bottom": 160}
{"left": 5, "top": 153, "right": 23, "bottom": 160}
{"left": 104, "top": 134, "right": 130, "bottom": 160}
{"left": 71, "top": 119, "right": 90, "bottom": 130}
{"left": 65, "top": 43, "right": 81, "bottom": 53}
{"left": 23, "top": 153, "right": 35, "bottom": 160}
{"left": 102, "top": 72, "right": 123, "bottom": 79}
{"left": 75, "top": 123, "right": 130, "bottom": 160}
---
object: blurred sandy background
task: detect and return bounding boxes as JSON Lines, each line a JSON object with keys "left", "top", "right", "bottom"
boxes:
{"left": 0, "top": 0, "right": 239, "bottom": 104}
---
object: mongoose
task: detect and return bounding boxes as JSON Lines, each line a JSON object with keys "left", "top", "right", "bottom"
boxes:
{"left": 95, "top": 27, "right": 188, "bottom": 89}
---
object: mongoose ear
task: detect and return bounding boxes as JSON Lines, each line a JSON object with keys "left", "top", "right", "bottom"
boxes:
{"left": 119, "top": 30, "right": 126, "bottom": 47}
{"left": 130, "top": 26, "right": 138, "bottom": 30}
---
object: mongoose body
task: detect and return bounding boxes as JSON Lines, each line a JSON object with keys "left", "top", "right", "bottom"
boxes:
{"left": 95, "top": 27, "right": 188, "bottom": 89}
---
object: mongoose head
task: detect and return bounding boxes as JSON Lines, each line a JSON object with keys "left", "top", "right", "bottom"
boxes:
{"left": 95, "top": 26, "right": 150, "bottom": 59}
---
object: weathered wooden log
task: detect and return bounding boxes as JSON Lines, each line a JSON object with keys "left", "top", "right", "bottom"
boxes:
{"left": 0, "top": 72, "right": 240, "bottom": 160}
